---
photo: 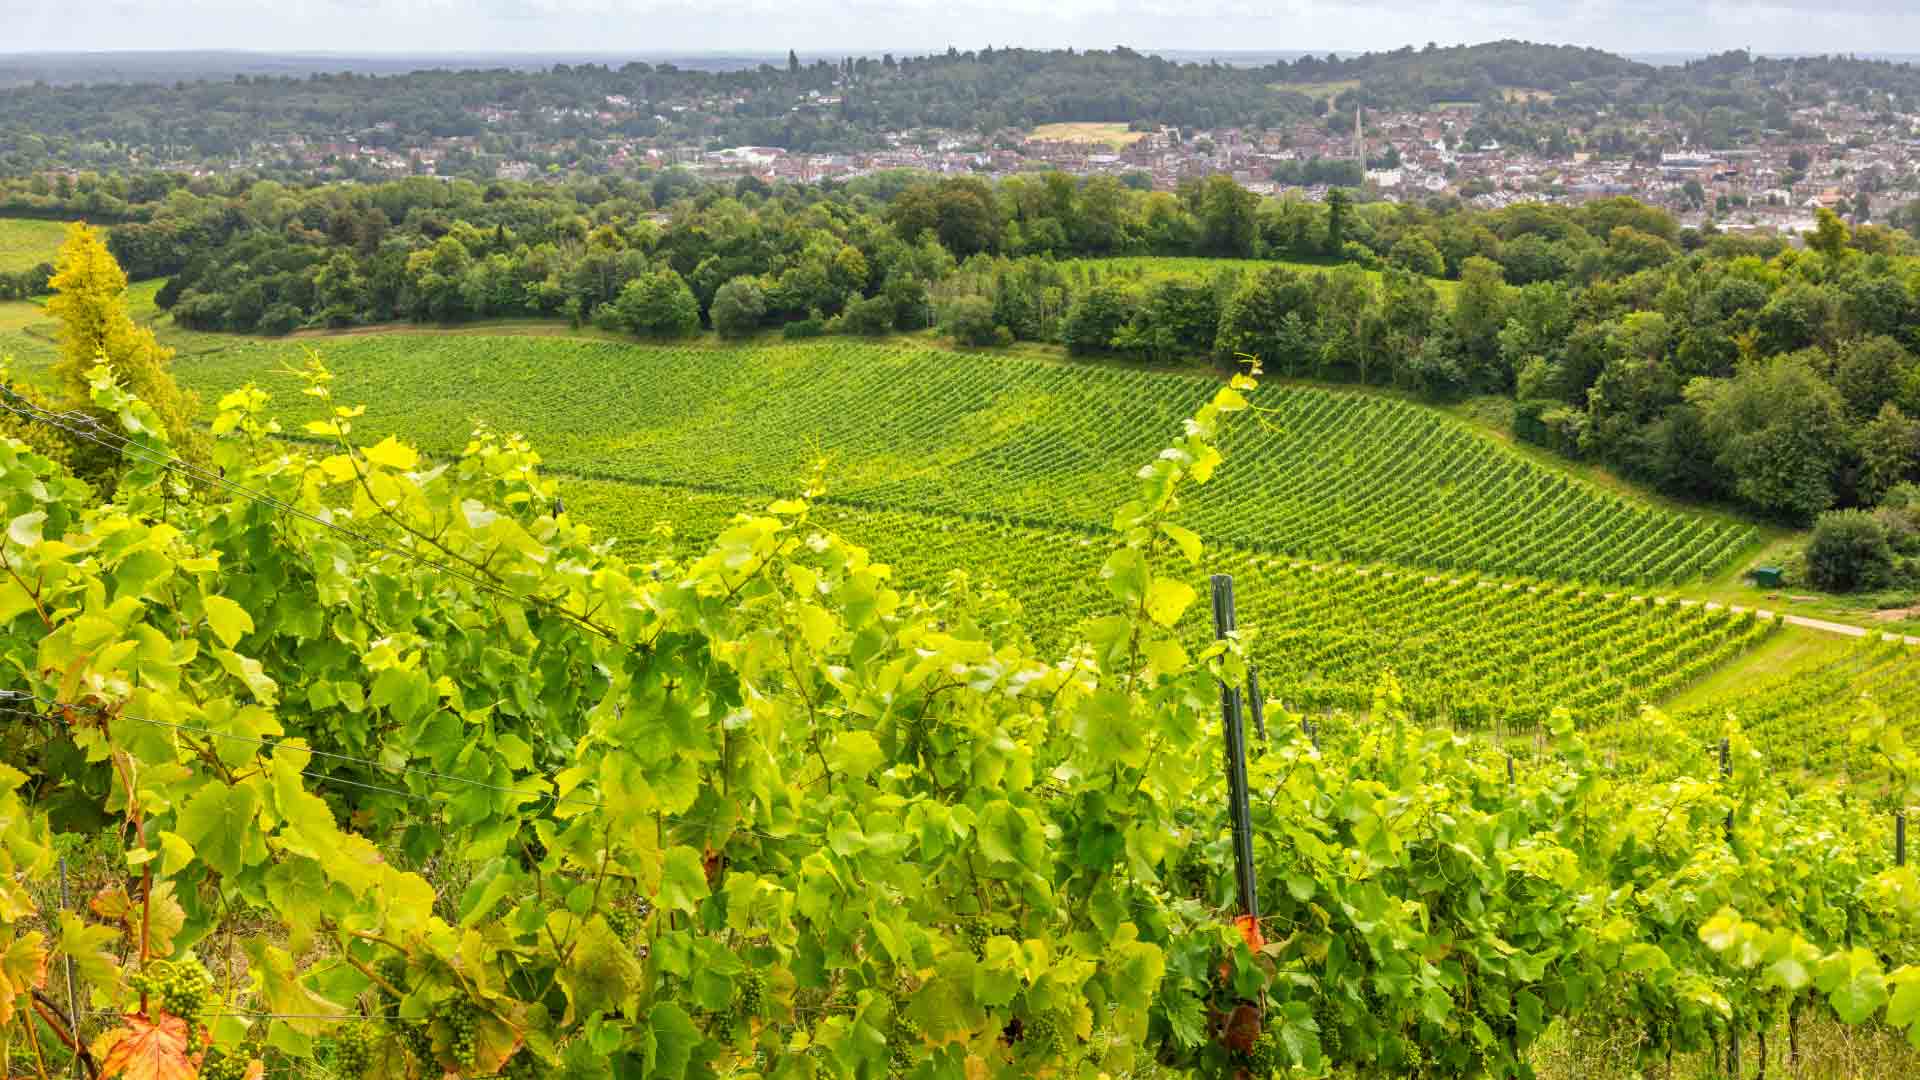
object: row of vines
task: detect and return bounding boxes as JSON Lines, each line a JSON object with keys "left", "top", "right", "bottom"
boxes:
{"left": 160, "top": 334, "right": 1757, "bottom": 584}
{"left": 568, "top": 476, "right": 1777, "bottom": 734}
{"left": 0, "top": 364, "right": 1911, "bottom": 1080}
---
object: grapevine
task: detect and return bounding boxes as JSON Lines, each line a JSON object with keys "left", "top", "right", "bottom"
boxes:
{"left": 0, "top": 355, "right": 1913, "bottom": 1080}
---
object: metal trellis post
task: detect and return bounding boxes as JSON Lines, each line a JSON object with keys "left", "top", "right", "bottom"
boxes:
{"left": 1247, "top": 665, "right": 1267, "bottom": 744}
{"left": 1210, "top": 575, "right": 1259, "bottom": 923}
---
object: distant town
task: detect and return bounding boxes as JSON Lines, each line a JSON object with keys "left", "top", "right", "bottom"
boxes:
{"left": 179, "top": 90, "right": 1920, "bottom": 239}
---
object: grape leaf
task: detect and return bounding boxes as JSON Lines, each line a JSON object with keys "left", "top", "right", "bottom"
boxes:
{"left": 96, "top": 1014, "right": 195, "bottom": 1080}
{"left": 201, "top": 595, "right": 253, "bottom": 648}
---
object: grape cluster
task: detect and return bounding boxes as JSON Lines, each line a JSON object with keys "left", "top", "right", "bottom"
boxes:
{"left": 1244, "top": 1026, "right": 1286, "bottom": 1077}
{"left": 958, "top": 920, "right": 989, "bottom": 960}
{"left": 889, "top": 1012, "right": 921, "bottom": 1073}
{"left": 396, "top": 1019, "right": 434, "bottom": 1067}
{"left": 1313, "top": 999, "right": 1344, "bottom": 1059}
{"left": 198, "top": 1047, "right": 256, "bottom": 1080}
{"left": 331, "top": 1021, "right": 374, "bottom": 1079}
{"left": 605, "top": 898, "right": 651, "bottom": 943}
{"left": 129, "top": 958, "right": 215, "bottom": 1026}
{"left": 433, "top": 995, "right": 483, "bottom": 1072}
{"left": 734, "top": 968, "right": 765, "bottom": 1019}
{"left": 374, "top": 955, "right": 408, "bottom": 1017}
{"left": 1021, "top": 1012, "right": 1068, "bottom": 1059}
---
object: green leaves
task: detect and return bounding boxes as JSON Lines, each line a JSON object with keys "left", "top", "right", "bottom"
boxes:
{"left": 201, "top": 594, "right": 254, "bottom": 648}
{"left": 1818, "top": 949, "right": 1890, "bottom": 1025}
{"left": 1143, "top": 577, "right": 1196, "bottom": 628}
{"left": 174, "top": 782, "right": 262, "bottom": 878}
{"left": 657, "top": 847, "right": 711, "bottom": 914}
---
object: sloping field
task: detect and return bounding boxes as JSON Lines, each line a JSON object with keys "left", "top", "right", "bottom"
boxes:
{"left": 170, "top": 334, "right": 1756, "bottom": 585}
{"left": 1612, "top": 639, "right": 1920, "bottom": 773}
{"left": 564, "top": 477, "right": 1776, "bottom": 731}
{"left": 0, "top": 217, "right": 67, "bottom": 273}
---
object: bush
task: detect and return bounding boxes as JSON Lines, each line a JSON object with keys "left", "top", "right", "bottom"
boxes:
{"left": 833, "top": 294, "right": 897, "bottom": 337}
{"left": 781, "top": 310, "right": 826, "bottom": 339}
{"left": 1061, "top": 282, "right": 1134, "bottom": 356}
{"left": 943, "top": 296, "right": 1008, "bottom": 348}
{"left": 1805, "top": 509, "right": 1896, "bottom": 592}
{"left": 607, "top": 268, "right": 700, "bottom": 338}
{"left": 255, "top": 303, "right": 303, "bottom": 337}
{"left": 710, "top": 277, "right": 767, "bottom": 339}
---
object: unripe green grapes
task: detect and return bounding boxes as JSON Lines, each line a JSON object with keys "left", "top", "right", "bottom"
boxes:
{"left": 1021, "top": 1012, "right": 1068, "bottom": 1059}
{"left": 197, "top": 1047, "right": 254, "bottom": 1080}
{"left": 129, "top": 958, "right": 215, "bottom": 1026}
{"left": 734, "top": 968, "right": 765, "bottom": 1018}
{"left": 331, "top": 1020, "right": 374, "bottom": 1079}
{"left": 889, "top": 1013, "right": 922, "bottom": 1071}
{"left": 375, "top": 955, "right": 408, "bottom": 1018}
{"left": 1244, "top": 1027, "right": 1286, "bottom": 1076}
{"left": 433, "top": 995, "right": 483, "bottom": 1071}
{"left": 959, "top": 920, "right": 989, "bottom": 960}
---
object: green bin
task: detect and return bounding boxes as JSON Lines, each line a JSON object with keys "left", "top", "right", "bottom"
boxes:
{"left": 1746, "top": 566, "right": 1783, "bottom": 587}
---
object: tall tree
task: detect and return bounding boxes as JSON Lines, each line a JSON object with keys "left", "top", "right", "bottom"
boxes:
{"left": 44, "top": 222, "right": 202, "bottom": 469}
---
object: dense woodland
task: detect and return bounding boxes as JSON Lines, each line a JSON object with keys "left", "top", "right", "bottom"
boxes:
{"left": 4, "top": 43, "right": 1920, "bottom": 175}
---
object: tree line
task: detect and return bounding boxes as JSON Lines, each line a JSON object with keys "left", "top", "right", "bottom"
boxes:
{"left": 15, "top": 167, "right": 1917, "bottom": 578}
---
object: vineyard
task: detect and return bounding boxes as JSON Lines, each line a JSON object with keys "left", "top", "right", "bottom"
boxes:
{"left": 1609, "top": 639, "right": 1920, "bottom": 775}
{"left": 567, "top": 477, "right": 1777, "bottom": 732}
{"left": 162, "top": 334, "right": 1757, "bottom": 585}
{"left": 0, "top": 362, "right": 1915, "bottom": 1080}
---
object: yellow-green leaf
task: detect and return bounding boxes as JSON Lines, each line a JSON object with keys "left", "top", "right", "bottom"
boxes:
{"left": 202, "top": 595, "right": 253, "bottom": 648}
{"left": 1159, "top": 522, "right": 1203, "bottom": 565}
{"left": 362, "top": 436, "right": 419, "bottom": 471}
{"left": 1144, "top": 578, "right": 1197, "bottom": 628}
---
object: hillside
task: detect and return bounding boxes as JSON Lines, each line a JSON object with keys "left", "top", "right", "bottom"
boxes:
{"left": 567, "top": 475, "right": 1775, "bottom": 732}
{"left": 166, "top": 333, "right": 1757, "bottom": 585}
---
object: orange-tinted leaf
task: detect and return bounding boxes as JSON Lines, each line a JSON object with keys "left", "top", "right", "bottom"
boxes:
{"left": 96, "top": 1014, "right": 195, "bottom": 1080}
{"left": 1221, "top": 1003, "right": 1262, "bottom": 1053}
{"left": 1233, "top": 914, "right": 1266, "bottom": 952}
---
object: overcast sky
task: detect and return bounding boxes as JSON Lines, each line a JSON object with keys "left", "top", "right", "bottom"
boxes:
{"left": 5, "top": 0, "right": 1918, "bottom": 57}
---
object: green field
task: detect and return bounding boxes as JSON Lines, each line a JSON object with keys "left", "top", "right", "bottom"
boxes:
{"left": 564, "top": 476, "right": 1775, "bottom": 732}
{"left": 0, "top": 217, "right": 67, "bottom": 274}
{"left": 1062, "top": 254, "right": 1462, "bottom": 300}
{"left": 1616, "top": 638, "right": 1920, "bottom": 774}
{"left": 167, "top": 333, "right": 1754, "bottom": 585}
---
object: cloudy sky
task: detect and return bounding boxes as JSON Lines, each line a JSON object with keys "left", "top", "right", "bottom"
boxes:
{"left": 5, "top": 0, "right": 1918, "bottom": 56}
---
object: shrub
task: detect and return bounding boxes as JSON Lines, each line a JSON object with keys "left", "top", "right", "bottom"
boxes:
{"left": 943, "top": 296, "right": 1008, "bottom": 347}
{"left": 710, "top": 277, "right": 767, "bottom": 339}
{"left": 607, "top": 268, "right": 700, "bottom": 338}
{"left": 781, "top": 310, "right": 827, "bottom": 339}
{"left": 1805, "top": 509, "right": 1895, "bottom": 592}
{"left": 256, "top": 303, "right": 303, "bottom": 337}
{"left": 834, "top": 294, "right": 897, "bottom": 337}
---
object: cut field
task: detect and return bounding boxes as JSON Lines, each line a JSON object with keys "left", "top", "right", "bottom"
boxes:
{"left": 1062, "top": 254, "right": 1462, "bottom": 300}
{"left": 0, "top": 217, "right": 67, "bottom": 273}
{"left": 168, "top": 333, "right": 1753, "bottom": 585}
{"left": 1268, "top": 79, "right": 1361, "bottom": 101}
{"left": 1026, "top": 122, "right": 1146, "bottom": 148}
{"left": 1, "top": 281, "right": 174, "bottom": 378}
